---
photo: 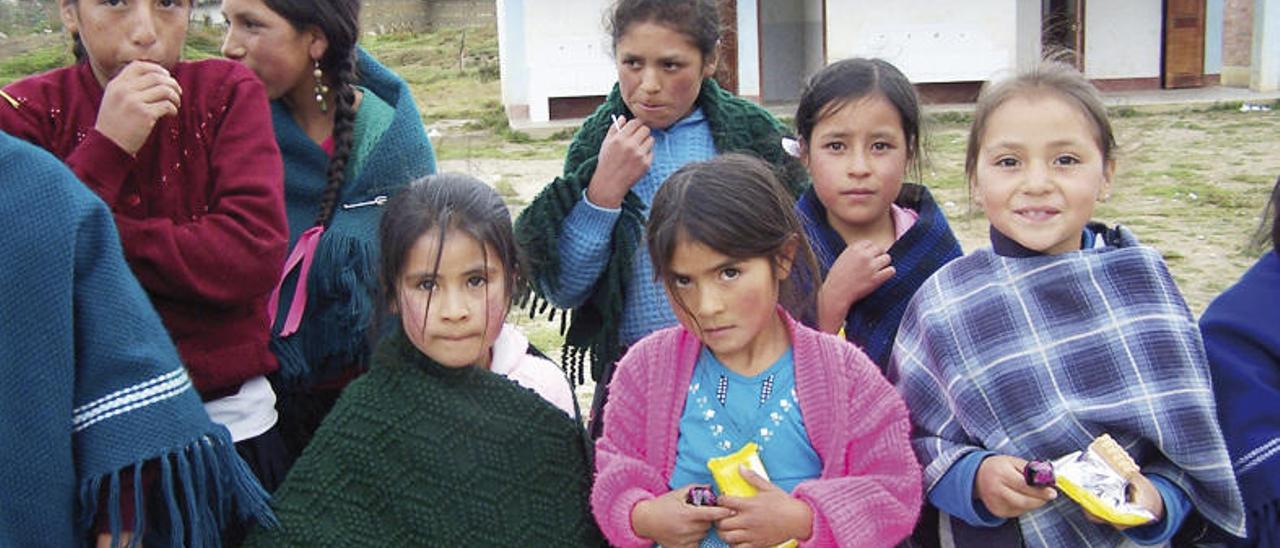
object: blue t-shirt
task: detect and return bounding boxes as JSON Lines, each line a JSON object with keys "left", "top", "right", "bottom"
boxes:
{"left": 669, "top": 346, "right": 822, "bottom": 547}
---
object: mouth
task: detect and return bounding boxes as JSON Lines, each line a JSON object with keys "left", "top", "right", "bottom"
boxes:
{"left": 840, "top": 188, "right": 877, "bottom": 197}
{"left": 1014, "top": 206, "right": 1061, "bottom": 222}
{"left": 437, "top": 333, "right": 480, "bottom": 342}
{"left": 634, "top": 102, "right": 665, "bottom": 112}
{"left": 701, "top": 325, "right": 733, "bottom": 337}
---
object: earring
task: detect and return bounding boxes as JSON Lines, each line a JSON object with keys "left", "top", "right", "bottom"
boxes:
{"left": 313, "top": 60, "right": 329, "bottom": 113}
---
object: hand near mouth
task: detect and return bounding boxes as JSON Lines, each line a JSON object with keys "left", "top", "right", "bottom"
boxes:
{"left": 817, "top": 240, "right": 895, "bottom": 333}
{"left": 586, "top": 115, "right": 653, "bottom": 209}
{"left": 95, "top": 60, "right": 183, "bottom": 155}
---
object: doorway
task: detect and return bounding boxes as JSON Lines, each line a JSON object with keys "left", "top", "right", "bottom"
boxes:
{"left": 1162, "top": 0, "right": 1206, "bottom": 88}
{"left": 757, "top": 0, "right": 825, "bottom": 104}
{"left": 1042, "top": 0, "right": 1085, "bottom": 70}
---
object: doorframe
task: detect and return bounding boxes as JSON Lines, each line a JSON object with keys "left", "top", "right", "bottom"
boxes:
{"left": 755, "top": 0, "right": 828, "bottom": 103}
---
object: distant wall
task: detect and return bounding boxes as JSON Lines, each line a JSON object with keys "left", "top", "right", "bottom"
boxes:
{"left": 362, "top": 0, "right": 496, "bottom": 33}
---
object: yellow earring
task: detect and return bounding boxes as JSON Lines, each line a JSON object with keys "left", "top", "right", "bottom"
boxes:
{"left": 313, "top": 60, "right": 330, "bottom": 113}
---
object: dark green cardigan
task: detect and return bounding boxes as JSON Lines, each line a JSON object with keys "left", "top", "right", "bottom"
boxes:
{"left": 514, "top": 79, "right": 808, "bottom": 384}
{"left": 243, "top": 328, "right": 604, "bottom": 546}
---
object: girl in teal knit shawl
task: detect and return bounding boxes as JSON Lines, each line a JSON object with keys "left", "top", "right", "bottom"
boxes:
{"left": 514, "top": 0, "right": 807, "bottom": 440}
{"left": 222, "top": 0, "right": 437, "bottom": 458}
{"left": 246, "top": 175, "right": 601, "bottom": 545}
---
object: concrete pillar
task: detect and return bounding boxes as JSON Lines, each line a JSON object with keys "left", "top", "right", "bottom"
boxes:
{"left": 1254, "top": 0, "right": 1280, "bottom": 91}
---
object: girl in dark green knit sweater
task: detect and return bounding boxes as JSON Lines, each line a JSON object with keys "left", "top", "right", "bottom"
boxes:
{"left": 246, "top": 175, "right": 601, "bottom": 546}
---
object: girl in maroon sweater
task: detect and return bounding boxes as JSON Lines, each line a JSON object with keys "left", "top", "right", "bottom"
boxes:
{"left": 0, "top": 0, "right": 291, "bottom": 521}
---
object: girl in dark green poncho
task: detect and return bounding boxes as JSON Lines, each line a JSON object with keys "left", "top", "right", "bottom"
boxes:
{"left": 514, "top": 0, "right": 807, "bottom": 440}
{"left": 246, "top": 175, "right": 601, "bottom": 546}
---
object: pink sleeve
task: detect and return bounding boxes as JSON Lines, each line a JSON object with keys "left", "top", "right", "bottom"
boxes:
{"left": 590, "top": 344, "right": 670, "bottom": 547}
{"left": 792, "top": 366, "right": 922, "bottom": 547}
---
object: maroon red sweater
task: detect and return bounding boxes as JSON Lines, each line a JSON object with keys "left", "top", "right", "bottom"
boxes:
{"left": 0, "top": 59, "right": 287, "bottom": 395}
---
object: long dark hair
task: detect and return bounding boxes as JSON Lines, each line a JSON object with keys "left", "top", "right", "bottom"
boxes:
{"left": 1254, "top": 176, "right": 1280, "bottom": 253}
{"left": 795, "top": 57, "right": 924, "bottom": 181}
{"left": 646, "top": 153, "right": 818, "bottom": 325}
{"left": 264, "top": 0, "right": 361, "bottom": 228}
{"left": 606, "top": 0, "right": 720, "bottom": 59}
{"left": 377, "top": 174, "right": 524, "bottom": 337}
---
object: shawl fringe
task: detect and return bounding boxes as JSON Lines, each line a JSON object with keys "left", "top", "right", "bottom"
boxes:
{"left": 272, "top": 231, "right": 377, "bottom": 388}
{"left": 78, "top": 429, "right": 276, "bottom": 547}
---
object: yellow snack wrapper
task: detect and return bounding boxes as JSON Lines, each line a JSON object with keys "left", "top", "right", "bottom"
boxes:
{"left": 706, "top": 443, "right": 798, "bottom": 548}
{"left": 1051, "top": 444, "right": 1157, "bottom": 527}
{"left": 707, "top": 442, "right": 771, "bottom": 497}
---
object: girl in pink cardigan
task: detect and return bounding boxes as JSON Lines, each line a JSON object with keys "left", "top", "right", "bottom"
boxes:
{"left": 591, "top": 153, "right": 922, "bottom": 547}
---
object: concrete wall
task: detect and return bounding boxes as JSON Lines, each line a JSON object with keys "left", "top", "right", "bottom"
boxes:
{"left": 1254, "top": 0, "right": 1280, "bottom": 91}
{"left": 497, "top": 0, "right": 527, "bottom": 115}
{"left": 1015, "top": 0, "right": 1041, "bottom": 70}
{"left": 1083, "top": 1, "right": 1162, "bottom": 80}
{"left": 499, "top": 0, "right": 614, "bottom": 121}
{"left": 824, "top": 0, "right": 1018, "bottom": 83}
{"left": 362, "top": 0, "right": 494, "bottom": 33}
{"left": 737, "top": 0, "right": 760, "bottom": 98}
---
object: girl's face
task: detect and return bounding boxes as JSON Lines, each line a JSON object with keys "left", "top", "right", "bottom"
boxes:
{"left": 665, "top": 237, "right": 792, "bottom": 369}
{"left": 61, "top": 0, "right": 191, "bottom": 85}
{"left": 396, "top": 228, "right": 508, "bottom": 369}
{"left": 802, "top": 93, "right": 908, "bottom": 239}
{"left": 972, "top": 93, "right": 1114, "bottom": 255}
{"left": 219, "top": 0, "right": 323, "bottom": 101}
{"left": 614, "top": 21, "right": 716, "bottom": 130}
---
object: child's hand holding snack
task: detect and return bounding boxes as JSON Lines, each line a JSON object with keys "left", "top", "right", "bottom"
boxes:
{"left": 631, "top": 486, "right": 733, "bottom": 548}
{"left": 976, "top": 455, "right": 1059, "bottom": 518}
{"left": 717, "top": 466, "right": 814, "bottom": 546}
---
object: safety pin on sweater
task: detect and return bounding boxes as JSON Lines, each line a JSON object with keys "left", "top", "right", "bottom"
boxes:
{"left": 341, "top": 195, "right": 388, "bottom": 210}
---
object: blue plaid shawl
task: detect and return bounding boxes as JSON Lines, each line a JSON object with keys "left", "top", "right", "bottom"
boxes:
{"left": 891, "top": 227, "right": 1245, "bottom": 546}
{"left": 796, "top": 183, "right": 962, "bottom": 372}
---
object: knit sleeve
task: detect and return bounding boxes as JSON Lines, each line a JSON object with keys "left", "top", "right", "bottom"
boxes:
{"left": 791, "top": 361, "right": 922, "bottom": 547}
{"left": 111, "top": 70, "right": 288, "bottom": 304}
{"left": 590, "top": 341, "right": 670, "bottom": 547}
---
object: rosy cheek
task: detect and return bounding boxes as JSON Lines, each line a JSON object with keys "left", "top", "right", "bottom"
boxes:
{"left": 483, "top": 294, "right": 507, "bottom": 344}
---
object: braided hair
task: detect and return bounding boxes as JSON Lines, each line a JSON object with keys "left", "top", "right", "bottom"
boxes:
{"left": 264, "top": 0, "right": 361, "bottom": 228}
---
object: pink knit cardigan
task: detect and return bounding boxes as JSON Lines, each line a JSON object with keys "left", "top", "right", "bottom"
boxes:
{"left": 591, "top": 308, "right": 922, "bottom": 547}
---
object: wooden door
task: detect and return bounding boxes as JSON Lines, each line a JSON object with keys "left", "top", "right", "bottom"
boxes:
{"left": 1163, "top": 0, "right": 1206, "bottom": 88}
{"left": 715, "top": 0, "right": 738, "bottom": 94}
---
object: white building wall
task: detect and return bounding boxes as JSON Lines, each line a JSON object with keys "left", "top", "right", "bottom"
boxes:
{"left": 1083, "top": 1, "right": 1162, "bottom": 80}
{"left": 824, "top": 0, "right": 1019, "bottom": 83}
{"left": 523, "top": 0, "right": 616, "bottom": 121}
{"left": 737, "top": 0, "right": 761, "bottom": 99}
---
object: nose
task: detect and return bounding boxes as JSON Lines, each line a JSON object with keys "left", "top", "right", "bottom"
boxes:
{"left": 694, "top": 283, "right": 725, "bottom": 319}
{"left": 221, "top": 29, "right": 243, "bottom": 59}
{"left": 435, "top": 286, "right": 470, "bottom": 323}
{"left": 128, "top": 5, "right": 158, "bottom": 49}
{"left": 847, "top": 148, "right": 872, "bottom": 178}
{"left": 1022, "top": 160, "right": 1054, "bottom": 194}
{"left": 639, "top": 67, "right": 661, "bottom": 94}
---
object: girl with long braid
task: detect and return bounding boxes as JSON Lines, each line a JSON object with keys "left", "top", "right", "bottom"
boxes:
{"left": 221, "top": 0, "right": 438, "bottom": 458}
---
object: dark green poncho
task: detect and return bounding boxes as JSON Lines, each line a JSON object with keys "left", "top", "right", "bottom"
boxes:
{"left": 515, "top": 78, "right": 808, "bottom": 384}
{"left": 244, "top": 328, "right": 604, "bottom": 547}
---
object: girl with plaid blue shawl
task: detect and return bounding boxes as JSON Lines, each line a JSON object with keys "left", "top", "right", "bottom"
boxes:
{"left": 791, "top": 58, "right": 963, "bottom": 372}
{"left": 890, "top": 62, "right": 1245, "bottom": 547}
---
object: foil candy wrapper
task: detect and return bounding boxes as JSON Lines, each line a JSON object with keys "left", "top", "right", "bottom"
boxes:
{"left": 1051, "top": 447, "right": 1157, "bottom": 526}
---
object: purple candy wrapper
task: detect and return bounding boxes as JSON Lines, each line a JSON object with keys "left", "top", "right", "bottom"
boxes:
{"left": 1024, "top": 460, "right": 1055, "bottom": 487}
{"left": 686, "top": 485, "right": 718, "bottom": 507}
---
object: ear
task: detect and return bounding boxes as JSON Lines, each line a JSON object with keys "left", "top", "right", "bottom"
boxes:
{"left": 701, "top": 41, "right": 720, "bottom": 79}
{"left": 60, "top": 2, "right": 78, "bottom": 36}
{"left": 797, "top": 137, "right": 810, "bottom": 167}
{"left": 774, "top": 236, "right": 799, "bottom": 281}
{"left": 306, "top": 26, "right": 330, "bottom": 63}
{"left": 969, "top": 173, "right": 985, "bottom": 210}
{"left": 1100, "top": 157, "right": 1116, "bottom": 201}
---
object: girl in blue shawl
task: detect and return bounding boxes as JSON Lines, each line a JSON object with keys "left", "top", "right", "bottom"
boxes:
{"left": 220, "top": 0, "right": 437, "bottom": 458}
{"left": 1200, "top": 176, "right": 1280, "bottom": 547}
{"left": 891, "top": 61, "right": 1245, "bottom": 547}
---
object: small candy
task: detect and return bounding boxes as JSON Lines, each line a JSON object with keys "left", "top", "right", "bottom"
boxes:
{"left": 1024, "top": 460, "right": 1055, "bottom": 487}
{"left": 686, "top": 485, "right": 718, "bottom": 507}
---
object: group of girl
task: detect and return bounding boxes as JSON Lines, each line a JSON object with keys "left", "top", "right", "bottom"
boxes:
{"left": 1, "top": 0, "right": 1275, "bottom": 546}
